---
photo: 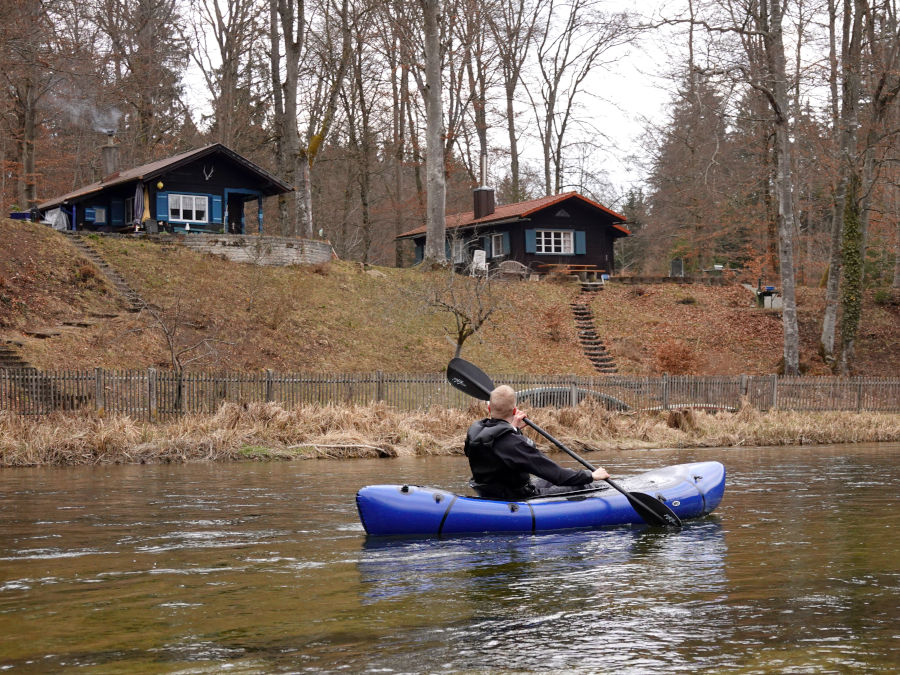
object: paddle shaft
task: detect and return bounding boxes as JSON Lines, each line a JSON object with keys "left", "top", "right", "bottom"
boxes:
{"left": 522, "top": 418, "right": 647, "bottom": 503}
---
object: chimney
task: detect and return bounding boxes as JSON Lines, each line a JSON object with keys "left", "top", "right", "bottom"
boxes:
{"left": 101, "top": 132, "right": 119, "bottom": 178}
{"left": 473, "top": 152, "right": 495, "bottom": 219}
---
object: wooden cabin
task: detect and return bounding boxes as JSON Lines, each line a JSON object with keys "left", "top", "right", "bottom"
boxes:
{"left": 396, "top": 189, "right": 630, "bottom": 276}
{"left": 38, "top": 142, "right": 292, "bottom": 235}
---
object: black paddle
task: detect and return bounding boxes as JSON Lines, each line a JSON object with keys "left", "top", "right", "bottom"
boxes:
{"left": 447, "top": 357, "right": 682, "bottom": 528}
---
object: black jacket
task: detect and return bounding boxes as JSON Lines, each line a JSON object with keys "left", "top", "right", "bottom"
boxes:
{"left": 463, "top": 418, "right": 593, "bottom": 499}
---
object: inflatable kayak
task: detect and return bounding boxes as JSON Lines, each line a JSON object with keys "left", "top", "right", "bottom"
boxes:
{"left": 356, "top": 461, "right": 725, "bottom": 537}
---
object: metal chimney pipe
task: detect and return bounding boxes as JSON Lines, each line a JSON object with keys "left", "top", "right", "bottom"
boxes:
{"left": 473, "top": 152, "right": 495, "bottom": 219}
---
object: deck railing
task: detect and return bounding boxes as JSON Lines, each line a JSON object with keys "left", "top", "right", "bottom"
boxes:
{"left": 1, "top": 368, "right": 898, "bottom": 418}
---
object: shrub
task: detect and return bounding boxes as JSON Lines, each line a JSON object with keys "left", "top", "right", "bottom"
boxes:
{"left": 543, "top": 305, "right": 569, "bottom": 342}
{"left": 654, "top": 339, "right": 697, "bottom": 375}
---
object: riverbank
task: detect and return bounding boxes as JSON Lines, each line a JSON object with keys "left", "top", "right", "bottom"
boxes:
{"left": 1, "top": 401, "right": 898, "bottom": 467}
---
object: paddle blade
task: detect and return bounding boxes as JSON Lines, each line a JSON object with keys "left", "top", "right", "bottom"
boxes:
{"left": 446, "top": 358, "right": 494, "bottom": 400}
{"left": 624, "top": 491, "right": 683, "bottom": 528}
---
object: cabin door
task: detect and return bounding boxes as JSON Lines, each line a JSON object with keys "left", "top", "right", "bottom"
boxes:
{"left": 226, "top": 194, "right": 245, "bottom": 234}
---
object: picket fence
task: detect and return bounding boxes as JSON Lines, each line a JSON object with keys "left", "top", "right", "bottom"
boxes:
{"left": 1, "top": 368, "right": 898, "bottom": 419}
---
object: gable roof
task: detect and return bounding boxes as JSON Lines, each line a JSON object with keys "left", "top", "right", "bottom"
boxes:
{"left": 38, "top": 143, "right": 292, "bottom": 210}
{"left": 396, "top": 191, "right": 630, "bottom": 239}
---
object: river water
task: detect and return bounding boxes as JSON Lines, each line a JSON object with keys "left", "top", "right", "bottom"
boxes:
{"left": 1, "top": 443, "right": 897, "bottom": 673}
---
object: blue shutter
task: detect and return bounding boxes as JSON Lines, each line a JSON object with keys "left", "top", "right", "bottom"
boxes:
{"left": 502, "top": 232, "right": 510, "bottom": 256}
{"left": 156, "top": 192, "right": 169, "bottom": 222}
{"left": 525, "top": 229, "right": 536, "bottom": 253}
{"left": 575, "top": 231, "right": 586, "bottom": 255}
{"left": 482, "top": 236, "right": 491, "bottom": 257}
{"left": 211, "top": 195, "right": 223, "bottom": 223}
{"left": 84, "top": 208, "right": 96, "bottom": 222}
{"left": 111, "top": 199, "right": 125, "bottom": 226}
{"left": 414, "top": 243, "right": 423, "bottom": 264}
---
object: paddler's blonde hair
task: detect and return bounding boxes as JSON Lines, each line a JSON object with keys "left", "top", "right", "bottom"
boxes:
{"left": 488, "top": 385, "right": 517, "bottom": 419}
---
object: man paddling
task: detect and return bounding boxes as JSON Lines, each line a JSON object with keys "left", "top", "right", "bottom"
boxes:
{"left": 464, "top": 384, "right": 610, "bottom": 499}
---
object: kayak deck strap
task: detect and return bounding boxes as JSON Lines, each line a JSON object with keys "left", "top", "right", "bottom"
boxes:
{"left": 436, "top": 495, "right": 459, "bottom": 537}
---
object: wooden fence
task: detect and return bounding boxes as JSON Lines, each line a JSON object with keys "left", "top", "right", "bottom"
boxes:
{"left": 1, "top": 368, "right": 898, "bottom": 419}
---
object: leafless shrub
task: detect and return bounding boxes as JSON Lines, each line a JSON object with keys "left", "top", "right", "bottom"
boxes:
{"left": 654, "top": 339, "right": 697, "bottom": 374}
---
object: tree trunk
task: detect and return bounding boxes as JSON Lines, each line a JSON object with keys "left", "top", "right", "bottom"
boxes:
{"left": 764, "top": 0, "right": 800, "bottom": 375}
{"left": 822, "top": 0, "right": 863, "bottom": 364}
{"left": 421, "top": 0, "right": 446, "bottom": 263}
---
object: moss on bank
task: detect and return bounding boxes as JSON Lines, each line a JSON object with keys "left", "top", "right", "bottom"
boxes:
{"left": 1, "top": 402, "right": 897, "bottom": 467}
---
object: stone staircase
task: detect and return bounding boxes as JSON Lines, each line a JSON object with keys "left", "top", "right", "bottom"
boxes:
{"left": 0, "top": 340, "right": 29, "bottom": 369}
{"left": 65, "top": 233, "right": 145, "bottom": 313}
{"left": 0, "top": 340, "right": 83, "bottom": 409}
{"left": 570, "top": 286, "right": 617, "bottom": 374}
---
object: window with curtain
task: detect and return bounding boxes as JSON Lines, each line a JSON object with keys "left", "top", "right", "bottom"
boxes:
{"left": 168, "top": 194, "right": 209, "bottom": 223}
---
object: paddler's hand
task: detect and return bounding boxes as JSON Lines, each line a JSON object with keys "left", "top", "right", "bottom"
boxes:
{"left": 511, "top": 407, "right": 528, "bottom": 429}
{"left": 591, "top": 466, "right": 610, "bottom": 481}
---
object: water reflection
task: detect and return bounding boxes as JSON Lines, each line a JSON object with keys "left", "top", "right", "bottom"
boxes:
{"left": 356, "top": 521, "right": 731, "bottom": 672}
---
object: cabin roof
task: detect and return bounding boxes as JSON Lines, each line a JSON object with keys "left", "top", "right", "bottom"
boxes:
{"left": 38, "top": 143, "right": 292, "bottom": 210}
{"left": 396, "top": 191, "right": 630, "bottom": 239}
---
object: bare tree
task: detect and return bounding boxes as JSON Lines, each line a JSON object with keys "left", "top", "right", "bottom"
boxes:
{"left": 487, "top": 0, "right": 546, "bottom": 202}
{"left": 427, "top": 256, "right": 497, "bottom": 357}
{"left": 270, "top": 0, "right": 352, "bottom": 238}
{"left": 526, "top": 0, "right": 633, "bottom": 196}
{"left": 186, "top": 0, "right": 266, "bottom": 152}
{"left": 93, "top": 0, "right": 192, "bottom": 162}
{"left": 417, "top": 0, "right": 448, "bottom": 263}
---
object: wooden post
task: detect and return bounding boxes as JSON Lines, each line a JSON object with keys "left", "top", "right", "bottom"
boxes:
{"left": 95, "top": 367, "right": 105, "bottom": 417}
{"left": 771, "top": 374, "right": 778, "bottom": 411}
{"left": 375, "top": 371, "right": 385, "bottom": 403}
{"left": 570, "top": 377, "right": 577, "bottom": 408}
{"left": 856, "top": 377, "right": 863, "bottom": 413}
{"left": 148, "top": 368, "right": 157, "bottom": 421}
{"left": 662, "top": 374, "right": 669, "bottom": 410}
{"left": 266, "top": 369, "right": 274, "bottom": 402}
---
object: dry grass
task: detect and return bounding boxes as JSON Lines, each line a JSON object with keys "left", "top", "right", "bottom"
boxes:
{"left": 1, "top": 401, "right": 897, "bottom": 467}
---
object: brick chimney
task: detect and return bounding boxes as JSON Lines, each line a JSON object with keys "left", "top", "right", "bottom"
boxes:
{"left": 472, "top": 152, "right": 495, "bottom": 219}
{"left": 101, "top": 132, "right": 119, "bottom": 178}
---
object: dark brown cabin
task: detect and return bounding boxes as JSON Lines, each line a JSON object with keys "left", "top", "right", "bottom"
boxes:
{"left": 396, "top": 189, "right": 630, "bottom": 275}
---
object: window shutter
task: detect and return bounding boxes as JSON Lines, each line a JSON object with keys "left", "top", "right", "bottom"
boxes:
{"left": 84, "top": 208, "right": 96, "bottom": 222}
{"left": 211, "top": 195, "right": 223, "bottom": 223}
{"left": 482, "top": 236, "right": 491, "bottom": 257}
{"left": 111, "top": 199, "right": 125, "bottom": 226}
{"left": 502, "top": 232, "right": 510, "bottom": 256}
{"left": 525, "top": 229, "right": 536, "bottom": 253}
{"left": 155, "top": 192, "right": 169, "bottom": 222}
{"left": 575, "top": 231, "right": 586, "bottom": 255}
{"left": 414, "top": 243, "right": 423, "bottom": 264}
{"left": 445, "top": 239, "right": 451, "bottom": 258}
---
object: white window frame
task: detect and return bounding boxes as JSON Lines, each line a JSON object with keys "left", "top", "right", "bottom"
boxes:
{"left": 168, "top": 194, "right": 209, "bottom": 224}
{"left": 535, "top": 229, "right": 574, "bottom": 254}
{"left": 491, "top": 233, "right": 505, "bottom": 257}
{"left": 92, "top": 207, "right": 107, "bottom": 224}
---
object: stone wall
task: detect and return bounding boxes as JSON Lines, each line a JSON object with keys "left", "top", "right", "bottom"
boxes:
{"left": 176, "top": 234, "right": 334, "bottom": 266}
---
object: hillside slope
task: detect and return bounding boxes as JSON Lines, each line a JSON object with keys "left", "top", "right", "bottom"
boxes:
{"left": 1, "top": 219, "right": 897, "bottom": 376}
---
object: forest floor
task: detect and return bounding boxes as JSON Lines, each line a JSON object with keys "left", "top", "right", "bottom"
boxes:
{"left": 1, "top": 218, "right": 898, "bottom": 377}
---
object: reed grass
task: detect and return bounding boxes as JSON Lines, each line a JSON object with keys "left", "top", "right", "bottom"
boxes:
{"left": 0, "top": 401, "right": 897, "bottom": 467}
